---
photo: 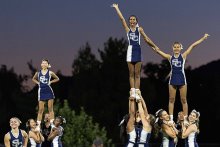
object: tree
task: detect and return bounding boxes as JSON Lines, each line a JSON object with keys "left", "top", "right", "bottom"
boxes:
{"left": 69, "top": 38, "right": 130, "bottom": 144}
{"left": 70, "top": 43, "right": 101, "bottom": 108}
{"left": 54, "top": 100, "right": 112, "bottom": 147}
{"left": 143, "top": 59, "right": 170, "bottom": 80}
{"left": 72, "top": 42, "right": 100, "bottom": 75}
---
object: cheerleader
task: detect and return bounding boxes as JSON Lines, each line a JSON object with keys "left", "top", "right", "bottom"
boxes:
{"left": 136, "top": 98, "right": 155, "bottom": 147}
{"left": 32, "top": 59, "right": 59, "bottom": 130}
{"left": 41, "top": 113, "right": 52, "bottom": 147}
{"left": 148, "top": 34, "right": 209, "bottom": 121}
{"left": 112, "top": 3, "right": 157, "bottom": 99}
{"left": 4, "top": 117, "right": 28, "bottom": 147}
{"left": 119, "top": 97, "right": 137, "bottom": 147}
{"left": 154, "top": 109, "right": 178, "bottom": 147}
{"left": 26, "top": 119, "right": 44, "bottom": 147}
{"left": 48, "top": 116, "right": 65, "bottom": 147}
{"left": 181, "top": 110, "right": 200, "bottom": 147}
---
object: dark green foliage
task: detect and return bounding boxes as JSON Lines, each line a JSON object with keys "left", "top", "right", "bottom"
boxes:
{"left": 54, "top": 100, "right": 112, "bottom": 147}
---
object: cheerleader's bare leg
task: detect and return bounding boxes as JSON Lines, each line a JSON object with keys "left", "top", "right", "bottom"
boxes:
{"left": 37, "top": 101, "right": 45, "bottom": 121}
{"left": 168, "top": 85, "right": 177, "bottom": 116}
{"left": 179, "top": 85, "right": 188, "bottom": 116}
{"left": 48, "top": 99, "right": 54, "bottom": 121}
{"left": 134, "top": 62, "right": 142, "bottom": 89}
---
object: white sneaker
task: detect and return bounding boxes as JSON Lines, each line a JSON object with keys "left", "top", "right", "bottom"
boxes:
{"left": 135, "top": 94, "right": 141, "bottom": 100}
{"left": 135, "top": 89, "right": 141, "bottom": 100}
{"left": 130, "top": 90, "right": 136, "bottom": 98}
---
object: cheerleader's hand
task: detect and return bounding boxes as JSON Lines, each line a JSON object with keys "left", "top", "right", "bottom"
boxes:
{"left": 183, "top": 120, "right": 189, "bottom": 127}
{"left": 174, "top": 137, "right": 178, "bottom": 144}
{"left": 33, "top": 128, "right": 40, "bottom": 133}
{"left": 203, "top": 33, "right": 210, "bottom": 39}
{"left": 111, "top": 3, "right": 118, "bottom": 8}
{"left": 165, "top": 120, "right": 175, "bottom": 127}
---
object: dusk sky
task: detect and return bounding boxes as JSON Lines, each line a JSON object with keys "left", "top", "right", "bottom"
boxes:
{"left": 0, "top": 0, "right": 220, "bottom": 76}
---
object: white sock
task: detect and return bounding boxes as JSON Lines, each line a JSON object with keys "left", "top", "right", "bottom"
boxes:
{"left": 170, "top": 115, "right": 173, "bottom": 121}
{"left": 135, "top": 89, "right": 141, "bottom": 96}
{"left": 130, "top": 88, "right": 135, "bottom": 96}
{"left": 130, "top": 88, "right": 135, "bottom": 91}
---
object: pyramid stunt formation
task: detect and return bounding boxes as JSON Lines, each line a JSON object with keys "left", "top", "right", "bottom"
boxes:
{"left": 112, "top": 3, "right": 209, "bottom": 147}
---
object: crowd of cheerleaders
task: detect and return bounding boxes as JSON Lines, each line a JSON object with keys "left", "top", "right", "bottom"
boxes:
{"left": 119, "top": 95, "right": 200, "bottom": 147}
{"left": 4, "top": 58, "right": 65, "bottom": 147}
{"left": 4, "top": 59, "right": 67, "bottom": 147}
{"left": 4, "top": 3, "right": 209, "bottom": 147}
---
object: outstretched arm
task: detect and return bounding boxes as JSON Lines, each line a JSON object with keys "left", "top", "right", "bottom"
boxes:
{"left": 127, "top": 98, "right": 135, "bottom": 132}
{"left": 139, "top": 27, "right": 159, "bottom": 50}
{"left": 183, "top": 33, "right": 209, "bottom": 58}
{"left": 139, "top": 27, "right": 171, "bottom": 60}
{"left": 129, "top": 98, "right": 135, "bottom": 116}
{"left": 140, "top": 97, "right": 148, "bottom": 117}
{"left": 155, "top": 47, "right": 171, "bottom": 60}
{"left": 111, "top": 3, "right": 129, "bottom": 33}
{"left": 137, "top": 100, "right": 148, "bottom": 126}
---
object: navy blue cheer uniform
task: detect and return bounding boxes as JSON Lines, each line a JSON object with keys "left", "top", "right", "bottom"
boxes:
{"left": 126, "top": 27, "right": 142, "bottom": 62}
{"left": 169, "top": 54, "right": 186, "bottom": 86}
{"left": 38, "top": 70, "right": 55, "bottom": 101}
{"left": 9, "top": 129, "right": 24, "bottom": 147}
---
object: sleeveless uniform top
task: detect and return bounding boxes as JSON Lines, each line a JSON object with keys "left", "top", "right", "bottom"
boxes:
{"left": 136, "top": 127, "right": 151, "bottom": 147}
{"left": 185, "top": 132, "right": 199, "bottom": 147}
{"left": 161, "top": 131, "right": 176, "bottom": 147}
{"left": 126, "top": 27, "right": 142, "bottom": 62}
{"left": 38, "top": 70, "right": 55, "bottom": 101}
{"left": 29, "top": 137, "right": 41, "bottom": 147}
{"left": 9, "top": 129, "right": 23, "bottom": 147}
{"left": 51, "top": 126, "right": 63, "bottom": 147}
{"left": 127, "top": 129, "right": 136, "bottom": 147}
{"left": 169, "top": 54, "right": 186, "bottom": 86}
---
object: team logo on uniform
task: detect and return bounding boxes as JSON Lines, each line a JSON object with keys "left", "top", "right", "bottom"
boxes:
{"left": 40, "top": 76, "right": 48, "bottom": 84}
{"left": 172, "top": 59, "right": 182, "bottom": 67}
{"left": 129, "top": 33, "right": 138, "bottom": 41}
{"left": 12, "top": 139, "right": 22, "bottom": 147}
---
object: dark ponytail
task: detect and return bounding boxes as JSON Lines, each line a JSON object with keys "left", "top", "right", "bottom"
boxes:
{"left": 154, "top": 109, "right": 164, "bottom": 138}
